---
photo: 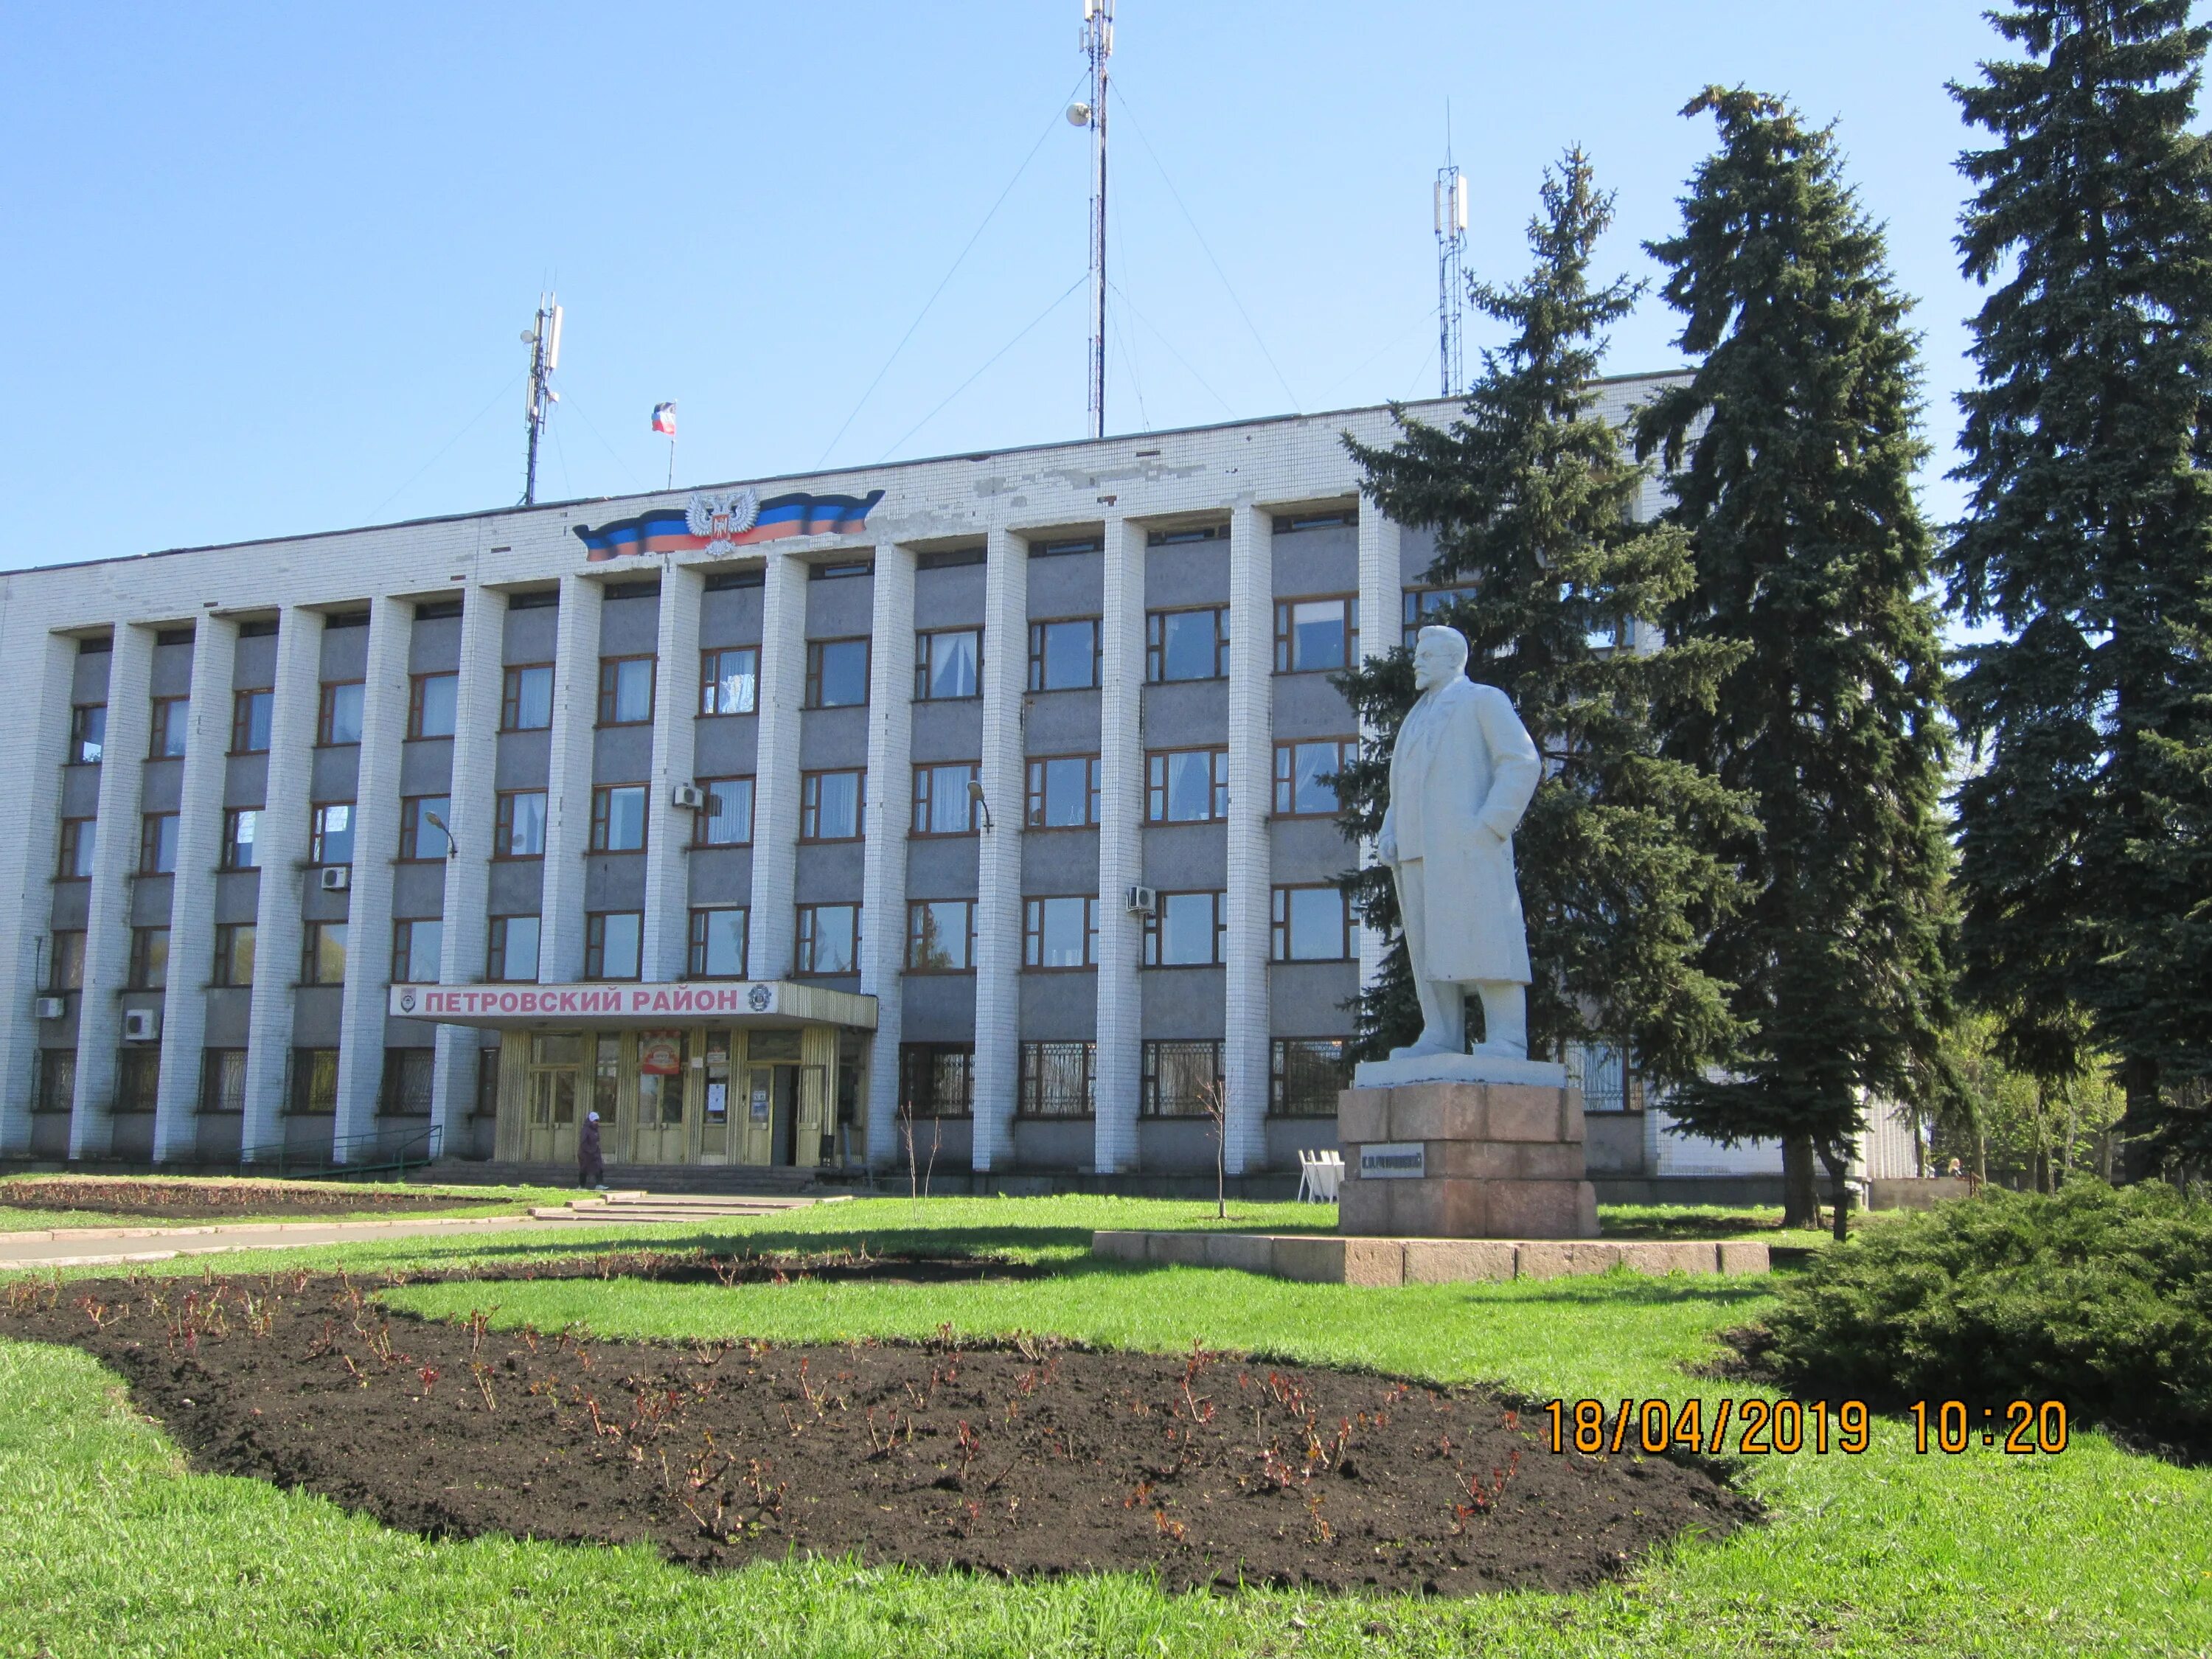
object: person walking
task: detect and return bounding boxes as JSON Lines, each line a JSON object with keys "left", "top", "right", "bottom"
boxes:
{"left": 577, "top": 1110, "right": 605, "bottom": 1191}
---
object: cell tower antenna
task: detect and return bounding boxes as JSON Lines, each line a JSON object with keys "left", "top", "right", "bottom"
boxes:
{"left": 1071, "top": 0, "right": 1113, "bottom": 439}
{"left": 521, "top": 291, "right": 563, "bottom": 506}
{"left": 1433, "top": 114, "right": 1467, "bottom": 400}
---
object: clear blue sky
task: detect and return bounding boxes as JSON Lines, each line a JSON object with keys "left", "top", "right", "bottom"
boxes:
{"left": 1, "top": 2, "right": 2032, "bottom": 568}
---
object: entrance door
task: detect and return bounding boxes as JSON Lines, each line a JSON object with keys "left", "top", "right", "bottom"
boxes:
{"left": 630, "top": 1029, "right": 689, "bottom": 1164}
{"left": 796, "top": 1064, "right": 830, "bottom": 1169}
{"left": 523, "top": 1033, "right": 582, "bottom": 1164}
{"left": 698, "top": 1032, "right": 734, "bottom": 1164}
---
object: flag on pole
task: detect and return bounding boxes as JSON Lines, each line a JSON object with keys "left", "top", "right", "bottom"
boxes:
{"left": 651, "top": 402, "right": 677, "bottom": 437}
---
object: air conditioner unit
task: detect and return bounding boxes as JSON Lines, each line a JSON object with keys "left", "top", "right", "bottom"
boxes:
{"left": 1124, "top": 884, "right": 1158, "bottom": 916}
{"left": 122, "top": 1007, "right": 160, "bottom": 1043}
{"left": 319, "top": 866, "right": 351, "bottom": 892}
{"left": 671, "top": 782, "right": 709, "bottom": 811}
{"left": 33, "top": 995, "right": 65, "bottom": 1020}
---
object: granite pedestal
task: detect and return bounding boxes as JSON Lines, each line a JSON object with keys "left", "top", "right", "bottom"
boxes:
{"left": 1337, "top": 1056, "right": 1599, "bottom": 1239}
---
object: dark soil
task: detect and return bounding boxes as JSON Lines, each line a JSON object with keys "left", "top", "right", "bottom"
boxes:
{"left": 0, "top": 1260, "right": 1758, "bottom": 1597}
{"left": 0, "top": 1178, "right": 510, "bottom": 1223}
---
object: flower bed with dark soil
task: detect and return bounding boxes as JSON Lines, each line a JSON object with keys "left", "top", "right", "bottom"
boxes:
{"left": 0, "top": 1177, "right": 512, "bottom": 1223}
{"left": 0, "top": 1258, "right": 1758, "bottom": 1597}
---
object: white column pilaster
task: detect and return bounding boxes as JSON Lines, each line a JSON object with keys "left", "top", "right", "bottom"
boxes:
{"left": 0, "top": 631, "right": 77, "bottom": 1155}
{"left": 431, "top": 585, "right": 507, "bottom": 1143}
{"left": 642, "top": 566, "right": 704, "bottom": 981}
{"left": 748, "top": 552, "right": 807, "bottom": 980}
{"left": 1092, "top": 517, "right": 1145, "bottom": 1172}
{"left": 241, "top": 607, "right": 324, "bottom": 1152}
{"left": 970, "top": 527, "right": 1027, "bottom": 1170}
{"left": 332, "top": 597, "right": 411, "bottom": 1155}
{"left": 69, "top": 622, "right": 154, "bottom": 1159}
{"left": 1222, "top": 505, "right": 1274, "bottom": 1175}
{"left": 860, "top": 543, "right": 917, "bottom": 1169}
{"left": 1355, "top": 508, "right": 1398, "bottom": 994}
{"left": 539, "top": 574, "right": 604, "bottom": 985}
{"left": 153, "top": 615, "right": 237, "bottom": 1161}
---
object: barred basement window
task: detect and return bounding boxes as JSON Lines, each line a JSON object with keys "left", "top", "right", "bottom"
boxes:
{"left": 1141, "top": 1040, "right": 1222, "bottom": 1118}
{"left": 898, "top": 1043, "right": 973, "bottom": 1118}
{"left": 380, "top": 1048, "right": 436, "bottom": 1116}
{"left": 1566, "top": 1043, "right": 1632, "bottom": 1113}
{"left": 201, "top": 1048, "right": 247, "bottom": 1114}
{"left": 1270, "top": 1038, "right": 1350, "bottom": 1117}
{"left": 1019, "top": 1041, "right": 1096, "bottom": 1118}
{"left": 35, "top": 1050, "right": 77, "bottom": 1113}
{"left": 289, "top": 1048, "right": 340, "bottom": 1115}
{"left": 114, "top": 1047, "right": 162, "bottom": 1114}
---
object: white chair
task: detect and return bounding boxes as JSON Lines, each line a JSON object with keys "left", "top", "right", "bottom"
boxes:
{"left": 1316, "top": 1150, "right": 1343, "bottom": 1203}
{"left": 1297, "top": 1149, "right": 1345, "bottom": 1204}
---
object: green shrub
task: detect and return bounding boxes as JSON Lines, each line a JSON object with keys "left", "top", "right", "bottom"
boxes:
{"left": 1758, "top": 1183, "right": 2212, "bottom": 1459}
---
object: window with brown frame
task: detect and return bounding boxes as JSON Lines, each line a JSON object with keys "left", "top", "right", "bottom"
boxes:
{"left": 229, "top": 689, "right": 272, "bottom": 754}
{"left": 408, "top": 672, "right": 458, "bottom": 738}
{"left": 596, "top": 655, "right": 655, "bottom": 726}
{"left": 1273, "top": 596, "right": 1357, "bottom": 673}
{"left": 501, "top": 663, "right": 554, "bottom": 730}
{"left": 1273, "top": 738, "right": 1354, "bottom": 817}
{"left": 317, "top": 681, "right": 364, "bottom": 745}
{"left": 1025, "top": 755, "right": 1100, "bottom": 827}
{"left": 800, "top": 771, "right": 863, "bottom": 841}
{"left": 804, "top": 638, "right": 870, "bottom": 708}
{"left": 911, "top": 762, "right": 978, "bottom": 836}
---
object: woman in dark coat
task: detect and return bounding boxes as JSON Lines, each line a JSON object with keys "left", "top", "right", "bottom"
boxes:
{"left": 577, "top": 1110, "right": 605, "bottom": 1189}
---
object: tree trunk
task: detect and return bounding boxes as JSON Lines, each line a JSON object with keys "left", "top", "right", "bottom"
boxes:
{"left": 2118, "top": 1055, "right": 2161, "bottom": 1183}
{"left": 1782, "top": 1134, "right": 1820, "bottom": 1228}
{"left": 1817, "top": 1144, "right": 1852, "bottom": 1242}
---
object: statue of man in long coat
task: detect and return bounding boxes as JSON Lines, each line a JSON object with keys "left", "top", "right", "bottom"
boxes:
{"left": 1377, "top": 624, "right": 1543, "bottom": 1061}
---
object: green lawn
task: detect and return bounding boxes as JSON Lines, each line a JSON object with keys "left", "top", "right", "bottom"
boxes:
{"left": 1, "top": 1195, "right": 2205, "bottom": 1657}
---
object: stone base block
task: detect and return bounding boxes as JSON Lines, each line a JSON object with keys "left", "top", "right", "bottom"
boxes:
{"left": 1340, "top": 1173, "right": 1598, "bottom": 1240}
{"left": 1088, "top": 1230, "right": 1767, "bottom": 1285}
{"left": 1338, "top": 1078, "right": 1597, "bottom": 1240}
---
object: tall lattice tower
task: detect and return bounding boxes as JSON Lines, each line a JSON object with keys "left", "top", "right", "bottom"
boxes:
{"left": 1074, "top": 0, "right": 1114, "bottom": 438}
{"left": 1434, "top": 163, "right": 1467, "bottom": 400}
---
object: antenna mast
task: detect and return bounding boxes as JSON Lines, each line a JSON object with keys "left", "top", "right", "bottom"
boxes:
{"left": 521, "top": 292, "right": 563, "bottom": 506}
{"left": 1434, "top": 148, "right": 1467, "bottom": 400}
{"left": 1078, "top": 0, "right": 1113, "bottom": 439}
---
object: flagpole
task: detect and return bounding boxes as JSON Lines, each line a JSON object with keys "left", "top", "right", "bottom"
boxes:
{"left": 667, "top": 434, "right": 675, "bottom": 492}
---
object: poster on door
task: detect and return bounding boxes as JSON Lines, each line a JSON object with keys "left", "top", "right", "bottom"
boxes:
{"left": 749, "top": 1079, "right": 771, "bottom": 1122}
{"left": 639, "top": 1031, "right": 684, "bottom": 1076}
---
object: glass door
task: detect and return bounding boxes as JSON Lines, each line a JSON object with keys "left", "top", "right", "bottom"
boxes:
{"left": 630, "top": 1029, "right": 689, "bottom": 1163}
{"left": 698, "top": 1032, "right": 733, "bottom": 1163}
{"left": 523, "top": 1033, "right": 582, "bottom": 1164}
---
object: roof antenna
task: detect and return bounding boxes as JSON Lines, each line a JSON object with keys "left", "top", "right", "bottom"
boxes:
{"left": 521, "top": 292, "right": 563, "bottom": 505}
{"left": 1069, "top": 0, "right": 1114, "bottom": 439}
{"left": 1433, "top": 106, "right": 1467, "bottom": 400}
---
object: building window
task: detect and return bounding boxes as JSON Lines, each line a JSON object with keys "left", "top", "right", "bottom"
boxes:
{"left": 805, "top": 638, "right": 871, "bottom": 709}
{"left": 1027, "top": 619, "right": 1100, "bottom": 690}
{"left": 289, "top": 1048, "right": 340, "bottom": 1115}
{"left": 201, "top": 1048, "right": 247, "bottom": 1114}
{"left": 693, "top": 776, "right": 755, "bottom": 846}
{"left": 47, "top": 931, "right": 85, "bottom": 992}
{"left": 585, "top": 911, "right": 644, "bottom": 979}
{"left": 213, "top": 923, "right": 257, "bottom": 987}
{"left": 128, "top": 926, "right": 170, "bottom": 990}
{"left": 380, "top": 1048, "right": 436, "bottom": 1116}
{"left": 495, "top": 790, "right": 548, "bottom": 858}
{"left": 1023, "top": 896, "right": 1099, "bottom": 968}
{"left": 148, "top": 695, "right": 189, "bottom": 759}
{"left": 408, "top": 672, "right": 459, "bottom": 738}
{"left": 1019, "top": 1041, "right": 1096, "bottom": 1118}
{"left": 914, "top": 629, "right": 981, "bottom": 700}
{"left": 310, "top": 802, "right": 355, "bottom": 866}
{"left": 1272, "top": 1038, "right": 1351, "bottom": 1116}
{"left": 688, "top": 906, "right": 748, "bottom": 977}
{"left": 221, "top": 807, "right": 262, "bottom": 870}
{"left": 911, "top": 762, "right": 980, "bottom": 836}
{"left": 501, "top": 663, "right": 554, "bottom": 731}
{"left": 58, "top": 818, "right": 97, "bottom": 879}
{"left": 1142, "top": 1040, "right": 1222, "bottom": 1117}
{"left": 1147, "top": 748, "right": 1229, "bottom": 823}
{"left": 392, "top": 917, "right": 443, "bottom": 983}
{"left": 1147, "top": 607, "right": 1230, "bottom": 682}
{"left": 114, "top": 1047, "right": 162, "bottom": 1114}
{"left": 1567, "top": 1043, "right": 1633, "bottom": 1113}
{"left": 905, "top": 899, "right": 976, "bottom": 972}
{"left": 139, "top": 812, "right": 179, "bottom": 874}
{"left": 1026, "top": 755, "right": 1101, "bottom": 828}
{"left": 1274, "top": 738, "right": 1354, "bottom": 817}
{"left": 69, "top": 703, "right": 106, "bottom": 764}
{"left": 1404, "top": 585, "right": 1478, "bottom": 648}
{"left": 1273, "top": 885, "right": 1360, "bottom": 962}
{"left": 590, "top": 785, "right": 649, "bottom": 852}
{"left": 36, "top": 1050, "right": 76, "bottom": 1113}
{"left": 597, "top": 655, "right": 656, "bottom": 726}
{"left": 800, "top": 770, "right": 864, "bottom": 841}
{"left": 796, "top": 903, "right": 860, "bottom": 975}
{"left": 392, "top": 796, "right": 448, "bottom": 861}
{"left": 699, "top": 646, "right": 759, "bottom": 715}
{"left": 230, "top": 689, "right": 272, "bottom": 754}
{"left": 899, "top": 1043, "right": 973, "bottom": 1117}
{"left": 1144, "top": 891, "right": 1226, "bottom": 966}
{"left": 318, "top": 681, "right": 365, "bottom": 745}
{"left": 302, "top": 921, "right": 347, "bottom": 986}
{"left": 1275, "top": 597, "right": 1356, "bottom": 673}
{"left": 487, "top": 915, "right": 540, "bottom": 982}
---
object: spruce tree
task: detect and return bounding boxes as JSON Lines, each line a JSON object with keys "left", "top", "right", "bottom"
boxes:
{"left": 1335, "top": 149, "right": 1752, "bottom": 1093}
{"left": 1632, "top": 89, "right": 1955, "bottom": 1235}
{"left": 1947, "top": 1, "right": 2212, "bottom": 1176}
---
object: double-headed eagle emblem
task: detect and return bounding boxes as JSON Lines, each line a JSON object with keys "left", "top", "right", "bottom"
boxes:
{"left": 686, "top": 488, "right": 760, "bottom": 554}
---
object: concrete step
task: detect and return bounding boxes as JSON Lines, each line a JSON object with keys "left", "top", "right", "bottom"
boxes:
{"left": 522, "top": 1189, "right": 850, "bottom": 1225}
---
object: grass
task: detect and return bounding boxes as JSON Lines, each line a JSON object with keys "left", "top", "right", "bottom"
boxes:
{"left": 0, "top": 1177, "right": 582, "bottom": 1234}
{"left": 1, "top": 1195, "right": 2207, "bottom": 1656}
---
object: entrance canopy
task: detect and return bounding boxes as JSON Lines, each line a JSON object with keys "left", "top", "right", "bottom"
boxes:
{"left": 388, "top": 980, "right": 877, "bottom": 1032}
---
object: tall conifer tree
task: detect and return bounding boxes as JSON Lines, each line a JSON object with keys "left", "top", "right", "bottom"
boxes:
{"left": 1335, "top": 150, "right": 1751, "bottom": 1090}
{"left": 1632, "top": 90, "right": 1954, "bottom": 1233}
{"left": 1947, "top": 1, "right": 2212, "bottom": 1174}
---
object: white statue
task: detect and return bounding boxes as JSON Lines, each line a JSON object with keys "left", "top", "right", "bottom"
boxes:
{"left": 1377, "top": 625, "right": 1543, "bottom": 1062}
